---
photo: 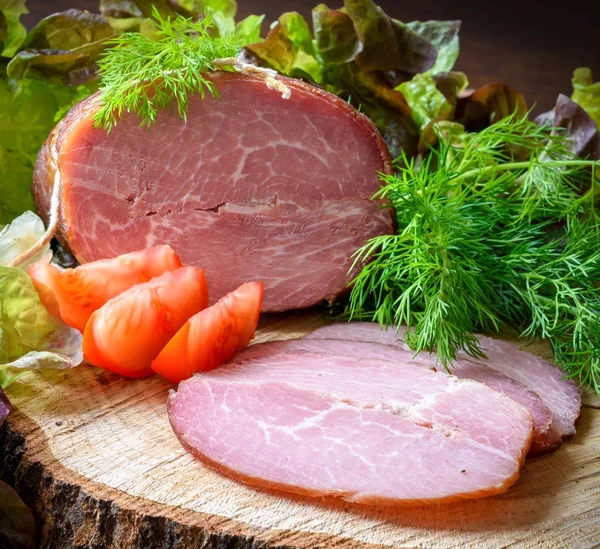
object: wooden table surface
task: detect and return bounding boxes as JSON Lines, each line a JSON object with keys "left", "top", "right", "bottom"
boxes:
{"left": 24, "top": 0, "right": 600, "bottom": 116}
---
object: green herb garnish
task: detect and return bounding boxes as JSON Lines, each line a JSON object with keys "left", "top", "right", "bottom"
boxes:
{"left": 93, "top": 8, "right": 243, "bottom": 130}
{"left": 345, "top": 115, "right": 600, "bottom": 394}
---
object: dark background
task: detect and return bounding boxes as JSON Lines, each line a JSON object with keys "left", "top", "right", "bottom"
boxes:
{"left": 24, "top": 1, "right": 599, "bottom": 114}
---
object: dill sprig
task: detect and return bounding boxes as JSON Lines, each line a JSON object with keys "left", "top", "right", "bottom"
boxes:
{"left": 93, "top": 8, "right": 243, "bottom": 131}
{"left": 345, "top": 115, "right": 600, "bottom": 394}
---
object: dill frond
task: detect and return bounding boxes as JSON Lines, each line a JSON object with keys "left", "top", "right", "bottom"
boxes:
{"left": 346, "top": 113, "right": 600, "bottom": 394}
{"left": 93, "top": 7, "right": 243, "bottom": 131}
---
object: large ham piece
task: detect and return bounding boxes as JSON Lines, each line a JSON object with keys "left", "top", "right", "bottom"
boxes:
{"left": 169, "top": 341, "right": 534, "bottom": 506}
{"left": 307, "top": 323, "right": 582, "bottom": 454}
{"left": 32, "top": 72, "right": 394, "bottom": 312}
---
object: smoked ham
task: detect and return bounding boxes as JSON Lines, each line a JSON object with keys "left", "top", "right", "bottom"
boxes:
{"left": 236, "top": 337, "right": 552, "bottom": 453}
{"left": 32, "top": 72, "right": 394, "bottom": 312}
{"left": 307, "top": 322, "right": 581, "bottom": 453}
{"left": 168, "top": 343, "right": 534, "bottom": 506}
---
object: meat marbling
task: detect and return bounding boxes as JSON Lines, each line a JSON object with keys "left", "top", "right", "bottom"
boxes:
{"left": 33, "top": 71, "right": 394, "bottom": 312}
{"left": 307, "top": 322, "right": 581, "bottom": 453}
{"left": 169, "top": 345, "right": 534, "bottom": 505}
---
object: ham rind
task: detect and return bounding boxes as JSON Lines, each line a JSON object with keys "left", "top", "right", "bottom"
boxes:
{"left": 32, "top": 72, "right": 394, "bottom": 312}
{"left": 307, "top": 322, "right": 581, "bottom": 453}
{"left": 169, "top": 347, "right": 533, "bottom": 505}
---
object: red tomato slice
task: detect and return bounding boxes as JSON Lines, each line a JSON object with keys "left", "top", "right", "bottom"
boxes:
{"left": 83, "top": 267, "right": 209, "bottom": 378}
{"left": 151, "top": 281, "right": 263, "bottom": 382}
{"left": 28, "top": 245, "right": 182, "bottom": 332}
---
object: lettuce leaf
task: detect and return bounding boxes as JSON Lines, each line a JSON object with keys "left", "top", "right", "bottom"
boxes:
{"left": 0, "top": 384, "right": 10, "bottom": 421}
{"left": 344, "top": 0, "right": 436, "bottom": 73}
{"left": 0, "top": 480, "right": 35, "bottom": 549}
{"left": 571, "top": 67, "right": 600, "bottom": 128}
{"left": 455, "top": 82, "right": 527, "bottom": 132}
{"left": 406, "top": 20, "right": 460, "bottom": 74}
{"left": 0, "top": 0, "right": 27, "bottom": 57}
{"left": 536, "top": 93, "right": 600, "bottom": 160}
{"left": 7, "top": 9, "right": 117, "bottom": 84}
{"left": 313, "top": 5, "right": 361, "bottom": 64}
{"left": 0, "top": 266, "right": 83, "bottom": 378}
{"left": 0, "top": 211, "right": 50, "bottom": 268}
{"left": 246, "top": 12, "right": 322, "bottom": 82}
{"left": 0, "top": 76, "right": 84, "bottom": 224}
{"left": 234, "top": 14, "right": 264, "bottom": 44}
{"left": 398, "top": 73, "right": 452, "bottom": 130}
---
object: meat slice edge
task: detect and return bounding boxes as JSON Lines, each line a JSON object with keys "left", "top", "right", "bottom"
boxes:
{"left": 306, "top": 322, "right": 581, "bottom": 453}
{"left": 169, "top": 348, "right": 534, "bottom": 506}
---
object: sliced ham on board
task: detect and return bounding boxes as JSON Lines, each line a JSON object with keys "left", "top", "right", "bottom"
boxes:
{"left": 169, "top": 344, "right": 534, "bottom": 506}
{"left": 32, "top": 71, "right": 394, "bottom": 313}
{"left": 306, "top": 322, "right": 581, "bottom": 454}
{"left": 235, "top": 337, "right": 552, "bottom": 453}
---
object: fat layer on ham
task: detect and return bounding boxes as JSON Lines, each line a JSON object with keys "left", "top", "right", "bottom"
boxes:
{"left": 33, "top": 72, "right": 394, "bottom": 313}
{"left": 169, "top": 344, "right": 534, "bottom": 506}
{"left": 306, "top": 322, "right": 581, "bottom": 453}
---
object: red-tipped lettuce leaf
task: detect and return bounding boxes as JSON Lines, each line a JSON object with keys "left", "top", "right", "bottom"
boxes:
{"left": 455, "top": 82, "right": 527, "bottom": 132}
{"left": 536, "top": 94, "right": 600, "bottom": 160}
{"left": 7, "top": 9, "right": 116, "bottom": 83}
{"left": 0, "top": 386, "right": 10, "bottom": 422}
{"left": 344, "top": 0, "right": 436, "bottom": 73}
{"left": 405, "top": 20, "right": 461, "bottom": 73}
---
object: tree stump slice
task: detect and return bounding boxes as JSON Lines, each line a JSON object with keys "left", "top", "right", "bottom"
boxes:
{"left": 1, "top": 311, "right": 599, "bottom": 549}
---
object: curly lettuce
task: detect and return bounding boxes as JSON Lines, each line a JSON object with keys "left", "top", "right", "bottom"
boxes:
{"left": 572, "top": 67, "right": 600, "bottom": 128}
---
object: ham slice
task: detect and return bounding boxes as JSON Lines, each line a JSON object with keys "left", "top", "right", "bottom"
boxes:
{"left": 235, "top": 337, "right": 552, "bottom": 453}
{"left": 32, "top": 72, "right": 394, "bottom": 312}
{"left": 307, "top": 322, "right": 581, "bottom": 453}
{"left": 169, "top": 344, "right": 534, "bottom": 505}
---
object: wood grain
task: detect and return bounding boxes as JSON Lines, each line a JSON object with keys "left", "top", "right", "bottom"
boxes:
{"left": 1, "top": 312, "right": 599, "bottom": 549}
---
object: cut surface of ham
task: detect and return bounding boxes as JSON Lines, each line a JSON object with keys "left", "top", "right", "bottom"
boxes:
{"left": 307, "top": 322, "right": 581, "bottom": 453}
{"left": 235, "top": 337, "right": 552, "bottom": 452}
{"left": 33, "top": 72, "right": 393, "bottom": 312}
{"left": 169, "top": 343, "right": 534, "bottom": 505}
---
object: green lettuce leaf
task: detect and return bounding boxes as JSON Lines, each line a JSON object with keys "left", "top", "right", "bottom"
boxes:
{"left": 571, "top": 67, "right": 600, "bottom": 128}
{"left": 0, "top": 211, "right": 50, "bottom": 268}
{"left": 7, "top": 9, "right": 117, "bottom": 84}
{"left": 0, "top": 0, "right": 27, "bottom": 57}
{"left": 406, "top": 20, "right": 460, "bottom": 74}
{"left": 0, "top": 77, "right": 84, "bottom": 224}
{"left": 235, "top": 14, "right": 264, "bottom": 45}
{"left": 246, "top": 12, "right": 321, "bottom": 82}
{"left": 0, "top": 480, "right": 35, "bottom": 549}
{"left": 398, "top": 73, "right": 453, "bottom": 130}
{"left": 312, "top": 5, "right": 362, "bottom": 65}
{"left": 0, "top": 266, "right": 83, "bottom": 375}
{"left": 344, "top": 0, "right": 436, "bottom": 73}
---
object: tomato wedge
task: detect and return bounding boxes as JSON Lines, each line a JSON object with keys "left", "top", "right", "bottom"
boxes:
{"left": 83, "top": 267, "right": 208, "bottom": 378}
{"left": 151, "top": 281, "right": 263, "bottom": 382}
{"left": 28, "top": 245, "right": 182, "bottom": 332}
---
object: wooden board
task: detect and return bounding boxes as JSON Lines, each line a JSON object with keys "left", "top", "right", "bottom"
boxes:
{"left": 1, "top": 311, "right": 599, "bottom": 549}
